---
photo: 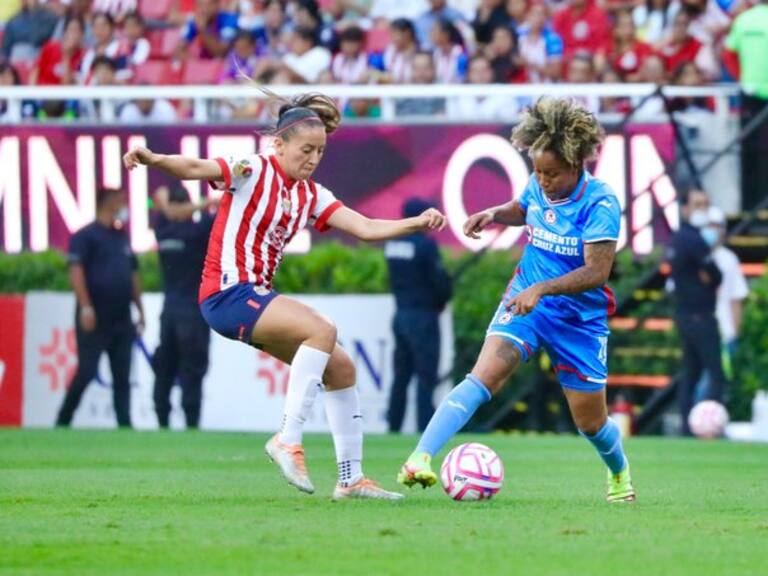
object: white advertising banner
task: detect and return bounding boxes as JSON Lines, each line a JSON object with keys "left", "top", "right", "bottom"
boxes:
{"left": 22, "top": 292, "right": 454, "bottom": 434}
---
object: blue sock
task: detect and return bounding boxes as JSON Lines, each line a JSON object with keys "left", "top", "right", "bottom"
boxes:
{"left": 415, "top": 375, "right": 492, "bottom": 457}
{"left": 580, "top": 418, "right": 628, "bottom": 475}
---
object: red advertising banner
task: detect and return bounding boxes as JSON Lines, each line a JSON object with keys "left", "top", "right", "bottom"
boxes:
{"left": 0, "top": 295, "right": 25, "bottom": 426}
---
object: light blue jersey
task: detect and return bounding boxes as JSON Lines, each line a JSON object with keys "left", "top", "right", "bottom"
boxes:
{"left": 507, "top": 170, "right": 621, "bottom": 323}
{"left": 486, "top": 170, "right": 621, "bottom": 391}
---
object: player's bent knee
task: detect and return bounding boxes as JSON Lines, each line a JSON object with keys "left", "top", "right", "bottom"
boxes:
{"left": 324, "top": 352, "right": 356, "bottom": 391}
{"left": 575, "top": 415, "right": 607, "bottom": 436}
{"left": 305, "top": 318, "right": 338, "bottom": 352}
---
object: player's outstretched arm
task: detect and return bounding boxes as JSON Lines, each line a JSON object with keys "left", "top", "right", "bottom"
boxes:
{"left": 464, "top": 201, "right": 526, "bottom": 239}
{"left": 326, "top": 206, "right": 446, "bottom": 241}
{"left": 508, "top": 240, "right": 617, "bottom": 315}
{"left": 123, "top": 146, "right": 223, "bottom": 182}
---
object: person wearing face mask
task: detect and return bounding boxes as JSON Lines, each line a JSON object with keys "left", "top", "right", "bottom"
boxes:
{"left": 703, "top": 206, "right": 749, "bottom": 390}
{"left": 667, "top": 189, "right": 726, "bottom": 436}
{"left": 56, "top": 188, "right": 145, "bottom": 428}
{"left": 122, "top": 90, "right": 447, "bottom": 501}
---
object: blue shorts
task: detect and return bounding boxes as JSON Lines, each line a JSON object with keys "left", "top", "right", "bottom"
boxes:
{"left": 486, "top": 302, "right": 609, "bottom": 392}
{"left": 200, "top": 283, "right": 279, "bottom": 347}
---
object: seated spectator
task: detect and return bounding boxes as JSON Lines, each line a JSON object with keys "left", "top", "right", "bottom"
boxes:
{"left": 80, "top": 55, "right": 120, "bottom": 119}
{"left": 416, "top": 0, "right": 465, "bottom": 50}
{"left": 293, "top": 0, "right": 337, "bottom": 51}
{"left": 669, "top": 61, "right": 715, "bottom": 112}
{"left": 395, "top": 51, "right": 446, "bottom": 117}
{"left": 377, "top": 18, "right": 419, "bottom": 83}
{"left": 31, "top": 16, "right": 85, "bottom": 86}
{"left": 566, "top": 52, "right": 600, "bottom": 113}
{"left": 679, "top": 0, "right": 730, "bottom": 46}
{"left": 552, "top": 0, "right": 611, "bottom": 59}
{"left": 656, "top": 11, "right": 718, "bottom": 80}
{"left": 114, "top": 11, "right": 150, "bottom": 83}
{"left": 599, "top": 9, "right": 655, "bottom": 82}
{"left": 0, "top": 63, "right": 22, "bottom": 122}
{"left": 219, "top": 31, "right": 259, "bottom": 83}
{"left": 473, "top": 0, "right": 511, "bottom": 46}
{"left": 179, "top": 0, "right": 238, "bottom": 59}
{"left": 634, "top": 53, "right": 668, "bottom": 116}
{"left": 431, "top": 18, "right": 467, "bottom": 83}
{"left": 51, "top": 0, "right": 94, "bottom": 45}
{"left": 517, "top": 2, "right": 563, "bottom": 83}
{"left": 331, "top": 26, "right": 370, "bottom": 84}
{"left": 2, "top": 0, "right": 59, "bottom": 62}
{"left": 368, "top": 0, "right": 429, "bottom": 25}
{"left": 448, "top": 54, "right": 522, "bottom": 119}
{"left": 80, "top": 12, "right": 120, "bottom": 85}
{"left": 485, "top": 25, "right": 525, "bottom": 83}
{"left": 599, "top": 66, "right": 632, "bottom": 113}
{"left": 262, "top": 0, "right": 290, "bottom": 57}
{"left": 280, "top": 26, "right": 332, "bottom": 83}
{"left": 633, "top": 0, "right": 677, "bottom": 44}
{"left": 119, "top": 95, "right": 178, "bottom": 123}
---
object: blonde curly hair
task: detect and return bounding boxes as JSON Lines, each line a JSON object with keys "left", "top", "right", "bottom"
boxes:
{"left": 510, "top": 98, "right": 604, "bottom": 171}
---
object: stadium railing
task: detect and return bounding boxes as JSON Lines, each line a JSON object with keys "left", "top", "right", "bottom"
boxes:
{"left": 0, "top": 83, "right": 741, "bottom": 123}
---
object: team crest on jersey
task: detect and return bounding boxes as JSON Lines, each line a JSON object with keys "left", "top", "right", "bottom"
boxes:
{"left": 498, "top": 311, "right": 513, "bottom": 325}
{"left": 233, "top": 159, "right": 253, "bottom": 178}
{"left": 268, "top": 226, "right": 287, "bottom": 248}
{"left": 544, "top": 209, "right": 557, "bottom": 224}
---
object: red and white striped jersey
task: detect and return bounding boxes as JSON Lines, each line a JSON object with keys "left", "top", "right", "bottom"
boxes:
{"left": 199, "top": 154, "right": 344, "bottom": 302}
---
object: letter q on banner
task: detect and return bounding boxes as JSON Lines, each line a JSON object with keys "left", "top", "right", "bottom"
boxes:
{"left": 442, "top": 134, "right": 530, "bottom": 251}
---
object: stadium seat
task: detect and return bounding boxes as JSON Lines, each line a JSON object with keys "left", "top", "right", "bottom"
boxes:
{"left": 138, "top": 0, "right": 174, "bottom": 21}
{"left": 181, "top": 59, "right": 224, "bottom": 85}
{"left": 365, "top": 27, "right": 391, "bottom": 53}
{"left": 133, "top": 60, "right": 182, "bottom": 85}
{"left": 148, "top": 28, "right": 181, "bottom": 59}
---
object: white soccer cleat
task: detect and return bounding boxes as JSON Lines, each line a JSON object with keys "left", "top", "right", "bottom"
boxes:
{"left": 332, "top": 477, "right": 405, "bottom": 501}
{"left": 265, "top": 433, "right": 315, "bottom": 494}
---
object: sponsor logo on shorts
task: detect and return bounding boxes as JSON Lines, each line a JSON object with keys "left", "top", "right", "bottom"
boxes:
{"left": 498, "top": 311, "right": 513, "bottom": 325}
{"left": 253, "top": 285, "right": 270, "bottom": 296}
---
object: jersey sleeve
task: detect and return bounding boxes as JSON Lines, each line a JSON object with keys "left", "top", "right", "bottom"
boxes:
{"left": 724, "top": 15, "right": 740, "bottom": 51}
{"left": 516, "top": 176, "right": 536, "bottom": 213}
{"left": 67, "top": 230, "right": 90, "bottom": 266}
{"left": 583, "top": 194, "right": 621, "bottom": 243}
{"left": 309, "top": 182, "right": 345, "bottom": 232}
{"left": 208, "top": 155, "right": 262, "bottom": 194}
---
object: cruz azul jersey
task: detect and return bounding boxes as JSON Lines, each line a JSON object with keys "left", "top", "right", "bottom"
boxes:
{"left": 199, "top": 154, "right": 343, "bottom": 302}
{"left": 507, "top": 170, "right": 621, "bottom": 323}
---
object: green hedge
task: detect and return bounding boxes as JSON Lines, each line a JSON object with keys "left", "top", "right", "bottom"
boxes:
{"left": 2, "top": 245, "right": 765, "bottom": 421}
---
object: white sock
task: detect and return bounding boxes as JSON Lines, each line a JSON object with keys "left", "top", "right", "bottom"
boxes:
{"left": 279, "top": 345, "right": 330, "bottom": 446}
{"left": 324, "top": 386, "right": 364, "bottom": 486}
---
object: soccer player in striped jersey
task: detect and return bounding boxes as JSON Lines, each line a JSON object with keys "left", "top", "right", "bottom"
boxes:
{"left": 397, "top": 98, "right": 636, "bottom": 503}
{"left": 123, "top": 92, "right": 446, "bottom": 501}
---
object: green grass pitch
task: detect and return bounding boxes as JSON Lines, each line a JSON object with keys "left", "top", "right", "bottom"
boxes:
{"left": 1, "top": 430, "right": 766, "bottom": 576}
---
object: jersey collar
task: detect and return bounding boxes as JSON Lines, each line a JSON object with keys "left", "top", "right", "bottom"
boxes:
{"left": 543, "top": 170, "right": 589, "bottom": 206}
{"left": 269, "top": 155, "right": 297, "bottom": 189}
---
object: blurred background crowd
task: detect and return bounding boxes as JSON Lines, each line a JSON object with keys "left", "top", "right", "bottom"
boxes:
{"left": 0, "top": 0, "right": 753, "bottom": 120}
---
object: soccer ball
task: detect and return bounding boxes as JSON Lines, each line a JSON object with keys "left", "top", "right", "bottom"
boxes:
{"left": 688, "top": 400, "right": 729, "bottom": 438}
{"left": 440, "top": 442, "right": 504, "bottom": 501}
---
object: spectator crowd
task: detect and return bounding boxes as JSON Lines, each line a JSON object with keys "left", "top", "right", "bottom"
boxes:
{"left": 0, "top": 0, "right": 759, "bottom": 121}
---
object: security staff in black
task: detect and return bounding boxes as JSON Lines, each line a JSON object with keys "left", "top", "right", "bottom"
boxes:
{"left": 57, "top": 188, "right": 145, "bottom": 428}
{"left": 668, "top": 190, "right": 726, "bottom": 436}
{"left": 385, "top": 198, "right": 452, "bottom": 432}
{"left": 151, "top": 186, "right": 217, "bottom": 429}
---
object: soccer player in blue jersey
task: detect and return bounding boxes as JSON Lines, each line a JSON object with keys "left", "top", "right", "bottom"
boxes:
{"left": 397, "top": 98, "right": 636, "bottom": 503}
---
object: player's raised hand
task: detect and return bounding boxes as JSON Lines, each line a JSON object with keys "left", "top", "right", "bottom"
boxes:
{"left": 418, "top": 208, "right": 447, "bottom": 231}
{"left": 123, "top": 146, "right": 156, "bottom": 171}
{"left": 463, "top": 210, "right": 494, "bottom": 239}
